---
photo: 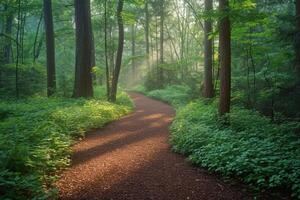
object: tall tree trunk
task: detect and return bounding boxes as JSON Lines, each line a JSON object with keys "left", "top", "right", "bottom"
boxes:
{"left": 20, "top": 12, "right": 26, "bottom": 64}
{"left": 33, "top": 12, "right": 43, "bottom": 62}
{"left": 104, "top": 0, "right": 110, "bottom": 100}
{"left": 4, "top": 5, "right": 13, "bottom": 64}
{"left": 160, "top": 1, "right": 164, "bottom": 64}
{"left": 110, "top": 0, "right": 124, "bottom": 102}
{"left": 91, "top": 31, "right": 96, "bottom": 83}
{"left": 218, "top": 0, "right": 231, "bottom": 115}
{"left": 73, "top": 0, "right": 93, "bottom": 98}
{"left": 15, "top": 0, "right": 21, "bottom": 99}
{"left": 159, "top": 0, "right": 165, "bottom": 86}
{"left": 203, "top": 0, "right": 214, "bottom": 98}
{"left": 145, "top": 0, "right": 150, "bottom": 69}
{"left": 43, "top": 0, "right": 56, "bottom": 96}
{"left": 109, "top": 24, "right": 115, "bottom": 77}
{"left": 295, "top": 0, "right": 300, "bottom": 76}
{"left": 131, "top": 24, "right": 136, "bottom": 80}
{"left": 35, "top": 34, "right": 44, "bottom": 61}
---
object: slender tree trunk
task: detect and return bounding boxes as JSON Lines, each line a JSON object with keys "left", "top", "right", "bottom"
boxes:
{"left": 73, "top": 0, "right": 93, "bottom": 98}
{"left": 15, "top": 0, "right": 21, "bottom": 99}
{"left": 110, "top": 0, "right": 124, "bottom": 102}
{"left": 109, "top": 24, "right": 115, "bottom": 77}
{"left": 104, "top": 0, "right": 110, "bottom": 99}
{"left": 203, "top": 0, "right": 214, "bottom": 98}
{"left": 4, "top": 6, "right": 13, "bottom": 64}
{"left": 295, "top": 0, "right": 300, "bottom": 76}
{"left": 91, "top": 32, "right": 95, "bottom": 68}
{"left": 131, "top": 24, "right": 136, "bottom": 80}
{"left": 159, "top": 0, "right": 165, "bottom": 86}
{"left": 35, "top": 34, "right": 44, "bottom": 60}
{"left": 160, "top": 1, "right": 164, "bottom": 64}
{"left": 33, "top": 12, "right": 43, "bottom": 62}
{"left": 20, "top": 12, "right": 26, "bottom": 64}
{"left": 218, "top": 0, "right": 231, "bottom": 115}
{"left": 155, "top": 16, "right": 159, "bottom": 68}
{"left": 145, "top": 0, "right": 150, "bottom": 69}
{"left": 43, "top": 0, "right": 56, "bottom": 96}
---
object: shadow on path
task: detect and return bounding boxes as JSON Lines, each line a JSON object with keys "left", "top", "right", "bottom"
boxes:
{"left": 56, "top": 93, "right": 251, "bottom": 200}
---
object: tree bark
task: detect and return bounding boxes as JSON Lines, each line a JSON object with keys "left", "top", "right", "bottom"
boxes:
{"left": 145, "top": 0, "right": 150, "bottom": 68}
{"left": 203, "top": 0, "right": 214, "bottom": 98}
{"left": 295, "top": 0, "right": 300, "bottom": 76}
{"left": 104, "top": 0, "right": 110, "bottom": 100}
{"left": 159, "top": 0, "right": 165, "bottom": 86}
{"left": 15, "top": 0, "right": 21, "bottom": 99}
{"left": 73, "top": 0, "right": 93, "bottom": 98}
{"left": 43, "top": 0, "right": 56, "bottom": 96}
{"left": 110, "top": 0, "right": 124, "bottom": 102}
{"left": 4, "top": 5, "right": 13, "bottom": 64}
{"left": 160, "top": 1, "right": 164, "bottom": 64}
{"left": 218, "top": 0, "right": 231, "bottom": 115}
{"left": 131, "top": 24, "right": 136, "bottom": 80}
{"left": 33, "top": 12, "right": 43, "bottom": 62}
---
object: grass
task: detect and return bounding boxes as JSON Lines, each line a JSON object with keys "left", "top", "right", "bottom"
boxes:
{"left": 0, "top": 87, "right": 133, "bottom": 200}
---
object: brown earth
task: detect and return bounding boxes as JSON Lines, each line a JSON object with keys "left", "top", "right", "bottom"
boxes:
{"left": 56, "top": 93, "right": 251, "bottom": 200}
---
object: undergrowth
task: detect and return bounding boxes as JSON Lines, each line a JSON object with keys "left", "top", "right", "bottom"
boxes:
{"left": 0, "top": 87, "right": 133, "bottom": 199}
{"left": 171, "top": 100, "right": 300, "bottom": 199}
{"left": 135, "top": 84, "right": 300, "bottom": 199}
{"left": 136, "top": 85, "right": 192, "bottom": 107}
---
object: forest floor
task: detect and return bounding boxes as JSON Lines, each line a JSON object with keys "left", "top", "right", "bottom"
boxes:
{"left": 56, "top": 93, "right": 251, "bottom": 200}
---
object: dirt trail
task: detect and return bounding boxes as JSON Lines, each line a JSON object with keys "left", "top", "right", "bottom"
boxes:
{"left": 57, "top": 93, "right": 250, "bottom": 200}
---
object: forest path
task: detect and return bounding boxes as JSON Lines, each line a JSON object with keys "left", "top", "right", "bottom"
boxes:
{"left": 56, "top": 93, "right": 250, "bottom": 200}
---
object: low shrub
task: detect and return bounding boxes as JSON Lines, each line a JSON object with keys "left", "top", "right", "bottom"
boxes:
{"left": 131, "top": 85, "right": 147, "bottom": 94}
{"left": 147, "top": 85, "right": 192, "bottom": 107}
{"left": 171, "top": 100, "right": 300, "bottom": 199}
{"left": 0, "top": 92, "right": 133, "bottom": 199}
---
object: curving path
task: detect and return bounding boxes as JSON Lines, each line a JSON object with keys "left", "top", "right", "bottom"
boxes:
{"left": 56, "top": 93, "right": 250, "bottom": 200}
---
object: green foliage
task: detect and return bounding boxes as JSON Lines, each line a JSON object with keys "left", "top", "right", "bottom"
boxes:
{"left": 143, "top": 60, "right": 202, "bottom": 92}
{"left": 146, "top": 85, "right": 192, "bottom": 107}
{"left": 0, "top": 89, "right": 133, "bottom": 199}
{"left": 171, "top": 100, "right": 300, "bottom": 199}
{"left": 131, "top": 85, "right": 147, "bottom": 94}
{"left": 0, "top": 63, "right": 46, "bottom": 99}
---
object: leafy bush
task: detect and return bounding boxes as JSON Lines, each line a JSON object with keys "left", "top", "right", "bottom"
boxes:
{"left": 147, "top": 85, "right": 192, "bottom": 107}
{"left": 171, "top": 100, "right": 300, "bottom": 199}
{"left": 131, "top": 85, "right": 147, "bottom": 94}
{"left": 0, "top": 63, "right": 46, "bottom": 99}
{"left": 0, "top": 92, "right": 133, "bottom": 199}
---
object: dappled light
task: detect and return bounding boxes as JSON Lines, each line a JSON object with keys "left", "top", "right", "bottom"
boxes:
{"left": 1, "top": 0, "right": 300, "bottom": 199}
{"left": 56, "top": 93, "right": 248, "bottom": 200}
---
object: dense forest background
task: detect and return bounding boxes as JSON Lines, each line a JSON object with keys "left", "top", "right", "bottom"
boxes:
{"left": 1, "top": 0, "right": 300, "bottom": 199}
{"left": 1, "top": 0, "right": 300, "bottom": 119}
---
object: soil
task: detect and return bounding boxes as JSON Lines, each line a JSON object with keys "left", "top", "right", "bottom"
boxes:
{"left": 56, "top": 93, "right": 251, "bottom": 200}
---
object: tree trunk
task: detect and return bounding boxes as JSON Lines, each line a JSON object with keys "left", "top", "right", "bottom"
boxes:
{"left": 4, "top": 5, "right": 13, "bottom": 64}
{"left": 295, "top": 0, "right": 300, "bottom": 76}
{"left": 160, "top": 2, "right": 164, "bottom": 64}
{"left": 218, "top": 0, "right": 231, "bottom": 115}
{"left": 145, "top": 0, "right": 150, "bottom": 69}
{"left": 20, "top": 12, "right": 26, "bottom": 64}
{"left": 203, "top": 0, "right": 214, "bottom": 98}
{"left": 43, "top": 0, "right": 56, "bottom": 96}
{"left": 73, "top": 0, "right": 93, "bottom": 98}
{"left": 131, "top": 24, "right": 136, "bottom": 80}
{"left": 110, "top": 0, "right": 124, "bottom": 102}
{"left": 159, "top": 0, "right": 165, "bottom": 86}
{"left": 33, "top": 12, "right": 43, "bottom": 62}
{"left": 35, "top": 34, "right": 44, "bottom": 61}
{"left": 15, "top": 0, "right": 21, "bottom": 99}
{"left": 104, "top": 0, "right": 110, "bottom": 100}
